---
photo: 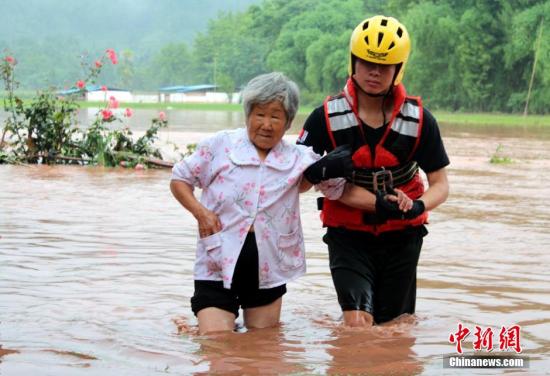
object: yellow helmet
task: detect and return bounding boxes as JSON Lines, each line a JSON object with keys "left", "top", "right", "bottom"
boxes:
{"left": 348, "top": 15, "right": 411, "bottom": 85}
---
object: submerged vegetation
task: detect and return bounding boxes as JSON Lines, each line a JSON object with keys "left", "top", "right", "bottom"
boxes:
{"left": 1, "top": 51, "right": 170, "bottom": 168}
{"left": 489, "top": 144, "right": 513, "bottom": 164}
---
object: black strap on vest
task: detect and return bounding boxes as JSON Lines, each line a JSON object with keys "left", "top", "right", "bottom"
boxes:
{"left": 347, "top": 161, "right": 419, "bottom": 193}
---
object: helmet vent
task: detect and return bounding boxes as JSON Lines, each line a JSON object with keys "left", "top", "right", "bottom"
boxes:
{"left": 397, "top": 28, "right": 403, "bottom": 38}
{"left": 364, "top": 36, "right": 369, "bottom": 44}
{"left": 381, "top": 19, "right": 388, "bottom": 26}
{"left": 362, "top": 21, "right": 369, "bottom": 30}
{"left": 388, "top": 41, "right": 395, "bottom": 50}
{"left": 378, "top": 32, "right": 384, "bottom": 46}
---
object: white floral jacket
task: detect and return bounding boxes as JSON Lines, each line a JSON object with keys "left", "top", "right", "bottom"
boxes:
{"left": 171, "top": 128, "right": 344, "bottom": 289}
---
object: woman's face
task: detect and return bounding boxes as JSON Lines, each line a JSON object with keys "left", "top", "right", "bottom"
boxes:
{"left": 353, "top": 58, "right": 396, "bottom": 95}
{"left": 247, "top": 101, "right": 288, "bottom": 157}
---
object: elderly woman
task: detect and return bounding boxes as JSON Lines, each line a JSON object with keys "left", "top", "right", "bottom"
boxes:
{"left": 170, "top": 72, "right": 344, "bottom": 334}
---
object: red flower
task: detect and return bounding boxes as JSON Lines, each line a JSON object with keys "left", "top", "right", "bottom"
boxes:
{"left": 76, "top": 80, "right": 85, "bottom": 89}
{"left": 124, "top": 108, "right": 133, "bottom": 118}
{"left": 158, "top": 111, "right": 166, "bottom": 121}
{"left": 4, "top": 56, "right": 15, "bottom": 65}
{"left": 106, "top": 49, "right": 118, "bottom": 65}
{"left": 100, "top": 85, "right": 108, "bottom": 91}
{"left": 108, "top": 96, "right": 119, "bottom": 109}
{"left": 95, "top": 60, "right": 102, "bottom": 68}
{"left": 101, "top": 109, "right": 113, "bottom": 120}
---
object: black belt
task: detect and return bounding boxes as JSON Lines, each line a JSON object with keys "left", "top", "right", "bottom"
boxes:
{"left": 347, "top": 161, "right": 419, "bottom": 193}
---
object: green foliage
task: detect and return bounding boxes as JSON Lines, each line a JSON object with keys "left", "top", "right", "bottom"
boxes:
{"left": 0, "top": 0, "right": 260, "bottom": 89}
{"left": 148, "top": 43, "right": 194, "bottom": 87}
{"left": 2, "top": 0, "right": 550, "bottom": 114}
{"left": 186, "top": 0, "right": 549, "bottom": 113}
{"left": 266, "top": 0, "right": 365, "bottom": 90}
{"left": 504, "top": 1, "right": 550, "bottom": 114}
{"left": 401, "top": 2, "right": 462, "bottom": 110}
{"left": 184, "top": 143, "right": 197, "bottom": 157}
{"left": 456, "top": 6, "right": 498, "bottom": 111}
{"left": 1, "top": 51, "right": 169, "bottom": 167}
{"left": 118, "top": 50, "right": 136, "bottom": 89}
{"left": 215, "top": 72, "right": 236, "bottom": 102}
{"left": 78, "top": 112, "right": 168, "bottom": 167}
{"left": 489, "top": 144, "right": 513, "bottom": 164}
{"left": 192, "top": 11, "right": 268, "bottom": 88}
{"left": 21, "top": 91, "right": 80, "bottom": 163}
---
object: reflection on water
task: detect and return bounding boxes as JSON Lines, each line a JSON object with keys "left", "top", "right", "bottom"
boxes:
{"left": 1, "top": 121, "right": 550, "bottom": 374}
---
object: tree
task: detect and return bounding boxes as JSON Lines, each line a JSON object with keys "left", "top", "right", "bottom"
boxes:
{"left": 149, "top": 43, "right": 193, "bottom": 87}
{"left": 192, "top": 11, "right": 268, "bottom": 87}
{"left": 215, "top": 72, "right": 236, "bottom": 102}
{"left": 304, "top": 32, "right": 348, "bottom": 94}
{"left": 118, "top": 49, "right": 135, "bottom": 89}
{"left": 504, "top": 1, "right": 550, "bottom": 113}
{"left": 401, "top": 2, "right": 462, "bottom": 110}
{"left": 267, "top": 0, "right": 365, "bottom": 89}
{"left": 456, "top": 8, "right": 495, "bottom": 110}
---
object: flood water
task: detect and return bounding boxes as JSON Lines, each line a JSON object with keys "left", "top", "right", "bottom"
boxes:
{"left": 1, "top": 109, "right": 550, "bottom": 375}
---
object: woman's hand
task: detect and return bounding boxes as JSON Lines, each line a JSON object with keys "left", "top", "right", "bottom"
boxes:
{"left": 170, "top": 180, "right": 223, "bottom": 238}
{"left": 195, "top": 207, "right": 222, "bottom": 238}
{"left": 385, "top": 188, "right": 413, "bottom": 212}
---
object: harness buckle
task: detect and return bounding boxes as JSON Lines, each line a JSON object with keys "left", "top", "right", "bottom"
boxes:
{"left": 372, "top": 168, "right": 394, "bottom": 194}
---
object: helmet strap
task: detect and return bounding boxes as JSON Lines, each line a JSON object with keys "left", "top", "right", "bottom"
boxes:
{"left": 381, "top": 89, "right": 392, "bottom": 126}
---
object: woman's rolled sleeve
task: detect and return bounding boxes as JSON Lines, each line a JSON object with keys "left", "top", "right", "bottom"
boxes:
{"left": 316, "top": 178, "right": 346, "bottom": 200}
{"left": 171, "top": 159, "right": 199, "bottom": 187}
{"left": 171, "top": 136, "right": 219, "bottom": 189}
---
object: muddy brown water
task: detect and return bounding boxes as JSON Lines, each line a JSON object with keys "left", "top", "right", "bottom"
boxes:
{"left": 1, "top": 110, "right": 550, "bottom": 375}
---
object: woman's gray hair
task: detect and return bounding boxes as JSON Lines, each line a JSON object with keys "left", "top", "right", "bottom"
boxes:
{"left": 242, "top": 72, "right": 300, "bottom": 130}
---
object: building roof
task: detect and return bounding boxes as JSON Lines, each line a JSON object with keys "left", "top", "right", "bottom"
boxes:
{"left": 158, "top": 84, "right": 217, "bottom": 93}
{"left": 57, "top": 85, "right": 128, "bottom": 96}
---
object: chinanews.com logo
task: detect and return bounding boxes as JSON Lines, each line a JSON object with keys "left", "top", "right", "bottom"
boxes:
{"left": 444, "top": 323, "right": 529, "bottom": 369}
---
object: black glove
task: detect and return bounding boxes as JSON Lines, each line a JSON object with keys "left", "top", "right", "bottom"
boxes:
{"left": 375, "top": 191, "right": 403, "bottom": 222}
{"left": 403, "top": 199, "right": 425, "bottom": 219}
{"left": 375, "top": 191, "right": 426, "bottom": 222}
{"left": 304, "top": 145, "right": 353, "bottom": 184}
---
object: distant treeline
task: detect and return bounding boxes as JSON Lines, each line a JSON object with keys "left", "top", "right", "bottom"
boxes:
{"left": 2, "top": 0, "right": 549, "bottom": 113}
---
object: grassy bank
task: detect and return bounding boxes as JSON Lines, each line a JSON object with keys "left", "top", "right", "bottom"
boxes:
{"left": 433, "top": 111, "right": 550, "bottom": 127}
{"left": 3, "top": 97, "right": 549, "bottom": 127}
{"left": 77, "top": 101, "right": 550, "bottom": 127}
{"left": 78, "top": 101, "right": 244, "bottom": 112}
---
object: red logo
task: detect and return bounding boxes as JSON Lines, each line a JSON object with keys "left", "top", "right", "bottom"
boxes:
{"left": 449, "top": 323, "right": 522, "bottom": 354}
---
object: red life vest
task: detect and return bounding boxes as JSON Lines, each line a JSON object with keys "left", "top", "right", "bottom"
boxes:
{"left": 321, "top": 78, "right": 428, "bottom": 234}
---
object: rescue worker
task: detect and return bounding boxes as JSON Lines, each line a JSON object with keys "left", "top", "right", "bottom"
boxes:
{"left": 299, "top": 15, "right": 450, "bottom": 326}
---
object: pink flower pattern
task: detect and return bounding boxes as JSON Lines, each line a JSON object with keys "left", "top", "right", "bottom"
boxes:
{"left": 171, "top": 128, "right": 344, "bottom": 289}
{"left": 239, "top": 225, "right": 248, "bottom": 238}
{"left": 242, "top": 182, "right": 256, "bottom": 194}
{"left": 258, "top": 185, "right": 267, "bottom": 203}
{"left": 192, "top": 165, "right": 201, "bottom": 176}
{"left": 206, "top": 259, "right": 222, "bottom": 275}
{"left": 260, "top": 262, "right": 270, "bottom": 280}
